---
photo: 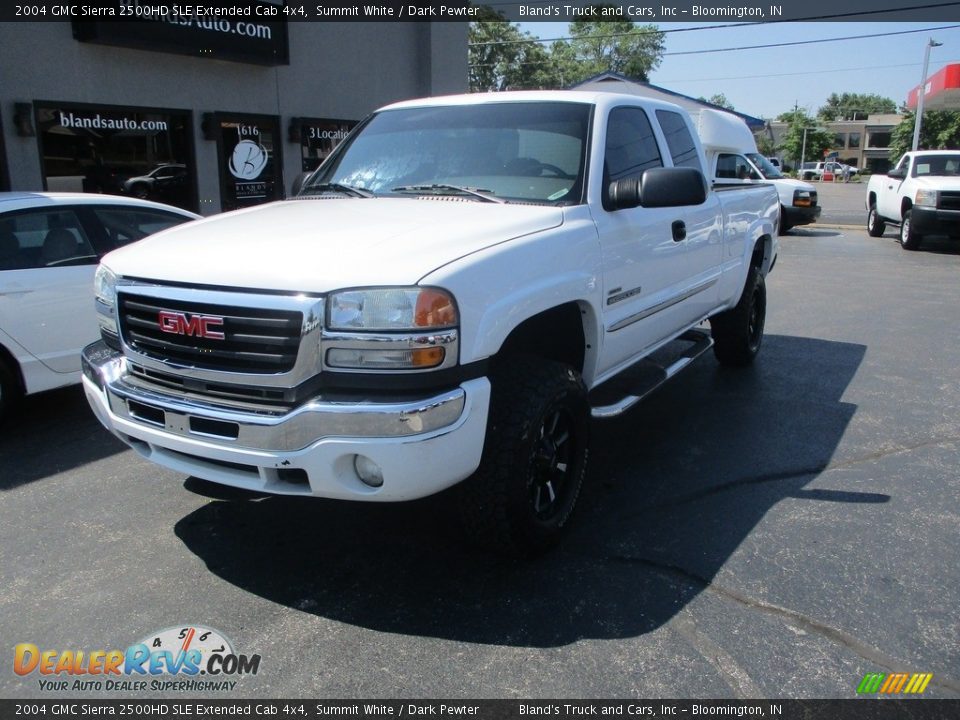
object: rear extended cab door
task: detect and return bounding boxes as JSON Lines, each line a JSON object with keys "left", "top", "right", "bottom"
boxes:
{"left": 590, "top": 100, "right": 722, "bottom": 382}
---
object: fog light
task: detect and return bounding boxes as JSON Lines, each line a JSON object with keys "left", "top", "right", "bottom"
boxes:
{"left": 354, "top": 455, "right": 384, "bottom": 487}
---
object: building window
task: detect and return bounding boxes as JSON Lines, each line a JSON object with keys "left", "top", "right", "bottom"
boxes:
{"left": 849, "top": 132, "right": 861, "bottom": 148}
{"left": 35, "top": 103, "right": 197, "bottom": 212}
{"left": 868, "top": 131, "right": 892, "bottom": 149}
{"left": 834, "top": 133, "right": 847, "bottom": 149}
{"left": 294, "top": 117, "right": 358, "bottom": 173}
{"left": 213, "top": 113, "right": 283, "bottom": 212}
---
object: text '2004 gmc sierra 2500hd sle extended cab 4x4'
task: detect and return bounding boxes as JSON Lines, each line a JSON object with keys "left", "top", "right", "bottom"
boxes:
{"left": 83, "top": 91, "right": 779, "bottom": 555}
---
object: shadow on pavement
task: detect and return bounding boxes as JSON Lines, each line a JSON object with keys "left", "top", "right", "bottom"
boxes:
{"left": 0, "top": 385, "right": 126, "bottom": 491}
{"left": 174, "top": 334, "right": 872, "bottom": 648}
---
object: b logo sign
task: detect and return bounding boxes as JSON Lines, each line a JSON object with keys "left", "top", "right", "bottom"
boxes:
{"left": 229, "top": 139, "right": 268, "bottom": 180}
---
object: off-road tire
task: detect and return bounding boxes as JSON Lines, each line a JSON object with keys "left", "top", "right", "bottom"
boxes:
{"left": 710, "top": 265, "right": 766, "bottom": 367}
{"left": 899, "top": 209, "right": 922, "bottom": 250}
{"left": 458, "top": 357, "right": 589, "bottom": 556}
{"left": 867, "top": 205, "right": 886, "bottom": 237}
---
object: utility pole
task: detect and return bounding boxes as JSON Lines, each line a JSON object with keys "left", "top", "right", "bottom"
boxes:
{"left": 913, "top": 37, "right": 942, "bottom": 151}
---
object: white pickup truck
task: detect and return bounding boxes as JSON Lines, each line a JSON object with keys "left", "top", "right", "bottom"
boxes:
{"left": 82, "top": 91, "right": 779, "bottom": 554}
{"left": 866, "top": 150, "right": 960, "bottom": 250}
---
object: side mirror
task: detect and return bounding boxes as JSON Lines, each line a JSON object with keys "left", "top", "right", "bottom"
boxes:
{"left": 291, "top": 171, "right": 312, "bottom": 197}
{"left": 887, "top": 167, "right": 907, "bottom": 180}
{"left": 608, "top": 167, "right": 707, "bottom": 210}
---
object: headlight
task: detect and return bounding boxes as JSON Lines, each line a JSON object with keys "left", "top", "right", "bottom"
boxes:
{"left": 324, "top": 287, "right": 459, "bottom": 372}
{"left": 915, "top": 189, "right": 938, "bottom": 208}
{"left": 792, "top": 190, "right": 813, "bottom": 207}
{"left": 327, "top": 287, "right": 457, "bottom": 331}
{"left": 94, "top": 265, "right": 119, "bottom": 342}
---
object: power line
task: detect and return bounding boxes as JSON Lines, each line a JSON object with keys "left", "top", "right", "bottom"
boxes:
{"left": 655, "top": 59, "right": 960, "bottom": 84}
{"left": 468, "top": 2, "right": 960, "bottom": 47}
{"left": 468, "top": 25, "right": 960, "bottom": 67}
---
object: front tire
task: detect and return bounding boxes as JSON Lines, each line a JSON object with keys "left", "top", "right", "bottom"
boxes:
{"left": 0, "top": 357, "right": 21, "bottom": 425}
{"left": 710, "top": 266, "right": 766, "bottom": 367}
{"left": 778, "top": 205, "right": 791, "bottom": 235}
{"left": 867, "top": 205, "right": 886, "bottom": 237}
{"left": 458, "top": 357, "right": 589, "bottom": 556}
{"left": 899, "top": 209, "right": 922, "bottom": 250}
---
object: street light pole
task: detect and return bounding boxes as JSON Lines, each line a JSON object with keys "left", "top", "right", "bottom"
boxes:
{"left": 800, "top": 127, "right": 811, "bottom": 173}
{"left": 912, "top": 37, "right": 942, "bottom": 151}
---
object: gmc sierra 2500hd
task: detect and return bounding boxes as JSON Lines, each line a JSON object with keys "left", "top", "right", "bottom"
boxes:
{"left": 82, "top": 92, "right": 779, "bottom": 554}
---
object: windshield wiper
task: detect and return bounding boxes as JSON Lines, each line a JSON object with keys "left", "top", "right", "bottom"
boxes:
{"left": 391, "top": 184, "right": 505, "bottom": 204}
{"left": 300, "top": 182, "right": 375, "bottom": 198}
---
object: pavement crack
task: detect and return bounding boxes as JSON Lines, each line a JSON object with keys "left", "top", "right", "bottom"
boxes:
{"left": 612, "top": 554, "right": 960, "bottom": 695}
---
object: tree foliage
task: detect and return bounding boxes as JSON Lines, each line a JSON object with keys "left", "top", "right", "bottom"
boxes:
{"left": 468, "top": 9, "right": 554, "bottom": 91}
{"left": 817, "top": 93, "right": 896, "bottom": 121}
{"left": 698, "top": 93, "right": 734, "bottom": 111}
{"left": 889, "top": 109, "right": 960, "bottom": 160}
{"left": 469, "top": 9, "right": 665, "bottom": 91}
{"left": 776, "top": 110, "right": 834, "bottom": 166}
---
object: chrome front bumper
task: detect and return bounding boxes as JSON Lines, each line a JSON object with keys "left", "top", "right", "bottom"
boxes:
{"left": 81, "top": 341, "right": 490, "bottom": 500}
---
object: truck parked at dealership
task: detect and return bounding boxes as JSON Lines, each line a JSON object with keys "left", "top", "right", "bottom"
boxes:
{"left": 866, "top": 150, "right": 960, "bottom": 250}
{"left": 693, "top": 110, "right": 820, "bottom": 234}
{"left": 82, "top": 91, "right": 779, "bottom": 554}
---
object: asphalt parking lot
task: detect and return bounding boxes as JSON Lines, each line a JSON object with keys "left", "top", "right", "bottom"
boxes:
{"left": 1, "top": 226, "right": 958, "bottom": 700}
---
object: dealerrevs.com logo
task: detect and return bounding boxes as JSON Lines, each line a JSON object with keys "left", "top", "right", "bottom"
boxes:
{"left": 14, "top": 625, "right": 260, "bottom": 692}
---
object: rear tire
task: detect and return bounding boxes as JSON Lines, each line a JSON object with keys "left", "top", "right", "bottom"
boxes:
{"left": 867, "top": 205, "right": 886, "bottom": 237}
{"left": 458, "top": 357, "right": 589, "bottom": 556}
{"left": 899, "top": 209, "right": 922, "bottom": 250}
{"left": 710, "top": 266, "right": 766, "bottom": 367}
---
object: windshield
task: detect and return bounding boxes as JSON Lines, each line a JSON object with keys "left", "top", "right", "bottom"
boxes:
{"left": 746, "top": 153, "right": 782, "bottom": 179}
{"left": 911, "top": 154, "right": 960, "bottom": 177}
{"left": 303, "top": 102, "right": 592, "bottom": 205}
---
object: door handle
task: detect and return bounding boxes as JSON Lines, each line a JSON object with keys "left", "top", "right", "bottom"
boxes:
{"left": 672, "top": 220, "right": 687, "bottom": 242}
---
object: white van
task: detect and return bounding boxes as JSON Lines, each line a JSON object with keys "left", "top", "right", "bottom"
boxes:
{"left": 693, "top": 110, "right": 821, "bottom": 234}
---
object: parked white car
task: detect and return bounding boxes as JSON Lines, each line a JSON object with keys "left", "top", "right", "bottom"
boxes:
{"left": 0, "top": 192, "right": 198, "bottom": 419}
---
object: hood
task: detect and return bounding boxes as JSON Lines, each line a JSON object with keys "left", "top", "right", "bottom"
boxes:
{"left": 768, "top": 177, "right": 816, "bottom": 192}
{"left": 912, "top": 176, "right": 960, "bottom": 193}
{"left": 104, "top": 198, "right": 564, "bottom": 293}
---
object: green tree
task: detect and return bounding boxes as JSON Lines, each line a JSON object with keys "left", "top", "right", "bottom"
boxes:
{"left": 468, "top": 10, "right": 554, "bottom": 91}
{"left": 817, "top": 93, "right": 897, "bottom": 121}
{"left": 776, "top": 111, "right": 834, "bottom": 167}
{"left": 889, "top": 109, "right": 960, "bottom": 160}
{"left": 550, "top": 13, "right": 665, "bottom": 85}
{"left": 698, "top": 93, "right": 734, "bottom": 111}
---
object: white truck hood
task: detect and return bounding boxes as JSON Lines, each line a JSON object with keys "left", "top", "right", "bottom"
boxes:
{"left": 104, "top": 198, "right": 564, "bottom": 292}
{"left": 912, "top": 176, "right": 960, "bottom": 192}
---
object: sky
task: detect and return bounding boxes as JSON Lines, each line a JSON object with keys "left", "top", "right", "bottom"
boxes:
{"left": 516, "top": 21, "right": 960, "bottom": 120}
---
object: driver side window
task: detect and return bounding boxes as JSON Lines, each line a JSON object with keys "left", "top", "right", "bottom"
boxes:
{"left": 0, "top": 209, "right": 95, "bottom": 270}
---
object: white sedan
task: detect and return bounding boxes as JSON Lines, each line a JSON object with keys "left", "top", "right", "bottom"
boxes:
{"left": 0, "top": 192, "right": 198, "bottom": 420}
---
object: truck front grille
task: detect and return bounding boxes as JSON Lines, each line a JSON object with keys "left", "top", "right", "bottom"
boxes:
{"left": 939, "top": 191, "right": 960, "bottom": 211}
{"left": 118, "top": 294, "right": 303, "bottom": 373}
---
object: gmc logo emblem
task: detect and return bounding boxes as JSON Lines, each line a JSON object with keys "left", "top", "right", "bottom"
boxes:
{"left": 157, "top": 310, "right": 225, "bottom": 340}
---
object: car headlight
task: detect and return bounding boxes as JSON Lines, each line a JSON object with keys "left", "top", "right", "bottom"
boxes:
{"left": 94, "top": 265, "right": 119, "bottom": 343}
{"left": 327, "top": 287, "right": 457, "bottom": 331}
{"left": 915, "top": 189, "right": 938, "bottom": 208}
{"left": 325, "top": 287, "right": 458, "bottom": 371}
{"left": 792, "top": 190, "right": 813, "bottom": 207}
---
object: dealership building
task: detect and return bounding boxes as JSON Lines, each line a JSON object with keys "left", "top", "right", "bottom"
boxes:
{"left": 0, "top": 12, "right": 467, "bottom": 214}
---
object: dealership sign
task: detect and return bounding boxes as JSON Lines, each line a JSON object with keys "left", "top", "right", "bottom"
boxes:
{"left": 72, "top": 1, "right": 289, "bottom": 66}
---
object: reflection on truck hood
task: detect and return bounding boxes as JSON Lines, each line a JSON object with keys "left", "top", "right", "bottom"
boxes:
{"left": 103, "top": 198, "right": 564, "bottom": 292}
{"left": 912, "top": 176, "right": 960, "bottom": 192}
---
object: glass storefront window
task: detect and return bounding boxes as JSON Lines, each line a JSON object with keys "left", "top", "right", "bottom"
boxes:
{"left": 295, "top": 117, "right": 358, "bottom": 173}
{"left": 35, "top": 103, "right": 197, "bottom": 213}
{"left": 214, "top": 114, "right": 283, "bottom": 212}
